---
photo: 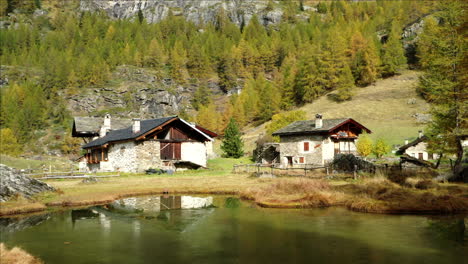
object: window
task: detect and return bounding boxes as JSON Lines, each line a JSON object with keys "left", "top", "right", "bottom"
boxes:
{"left": 304, "top": 142, "right": 310, "bottom": 151}
{"left": 298, "top": 157, "right": 305, "bottom": 164}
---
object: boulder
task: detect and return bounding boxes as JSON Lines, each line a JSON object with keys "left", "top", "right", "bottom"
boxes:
{"left": 0, "top": 164, "right": 55, "bottom": 202}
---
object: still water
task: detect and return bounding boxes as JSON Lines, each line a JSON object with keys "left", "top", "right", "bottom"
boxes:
{"left": 1, "top": 195, "right": 466, "bottom": 264}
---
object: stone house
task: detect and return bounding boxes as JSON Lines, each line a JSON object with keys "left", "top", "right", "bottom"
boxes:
{"left": 272, "top": 114, "right": 371, "bottom": 167}
{"left": 75, "top": 115, "right": 217, "bottom": 172}
{"left": 397, "top": 131, "right": 439, "bottom": 161}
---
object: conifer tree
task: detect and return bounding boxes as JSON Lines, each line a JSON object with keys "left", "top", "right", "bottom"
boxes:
{"left": 217, "top": 52, "right": 237, "bottom": 91}
{"left": 221, "top": 118, "right": 244, "bottom": 158}
{"left": 381, "top": 21, "right": 407, "bottom": 77}
{"left": 350, "top": 32, "right": 379, "bottom": 86}
{"left": 192, "top": 85, "right": 212, "bottom": 111}
{"left": 335, "top": 65, "right": 355, "bottom": 101}
{"left": 417, "top": 1, "right": 467, "bottom": 172}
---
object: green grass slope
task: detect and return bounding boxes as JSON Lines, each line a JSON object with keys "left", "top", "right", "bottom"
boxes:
{"left": 243, "top": 70, "right": 429, "bottom": 153}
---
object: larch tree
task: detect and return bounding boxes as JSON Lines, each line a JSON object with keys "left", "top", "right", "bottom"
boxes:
{"left": 417, "top": 1, "right": 467, "bottom": 174}
{"left": 380, "top": 21, "right": 407, "bottom": 77}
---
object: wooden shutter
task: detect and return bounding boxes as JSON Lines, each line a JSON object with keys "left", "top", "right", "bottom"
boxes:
{"left": 299, "top": 157, "right": 305, "bottom": 164}
{"left": 304, "top": 142, "right": 309, "bottom": 151}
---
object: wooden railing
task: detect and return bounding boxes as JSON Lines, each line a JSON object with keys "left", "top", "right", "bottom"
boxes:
{"left": 24, "top": 171, "right": 120, "bottom": 179}
{"left": 233, "top": 164, "right": 332, "bottom": 178}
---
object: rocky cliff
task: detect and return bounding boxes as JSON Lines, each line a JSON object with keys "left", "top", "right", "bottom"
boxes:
{"left": 79, "top": 0, "right": 310, "bottom": 26}
{"left": 65, "top": 65, "right": 225, "bottom": 118}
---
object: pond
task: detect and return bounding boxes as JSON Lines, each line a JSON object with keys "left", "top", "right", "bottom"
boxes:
{"left": 0, "top": 195, "right": 467, "bottom": 264}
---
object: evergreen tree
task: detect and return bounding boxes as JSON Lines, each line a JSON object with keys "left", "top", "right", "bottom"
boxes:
{"left": 192, "top": 85, "right": 212, "bottom": 111}
{"left": 417, "top": 1, "right": 467, "bottom": 172}
{"left": 217, "top": 52, "right": 237, "bottom": 91}
{"left": 335, "top": 65, "right": 355, "bottom": 101}
{"left": 380, "top": 21, "right": 407, "bottom": 77}
{"left": 350, "top": 32, "right": 379, "bottom": 86}
{"left": 221, "top": 118, "right": 244, "bottom": 158}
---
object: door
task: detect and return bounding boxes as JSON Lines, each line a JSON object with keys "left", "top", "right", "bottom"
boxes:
{"left": 418, "top": 153, "right": 424, "bottom": 160}
{"left": 287, "top": 156, "right": 293, "bottom": 167}
{"left": 160, "top": 142, "right": 182, "bottom": 160}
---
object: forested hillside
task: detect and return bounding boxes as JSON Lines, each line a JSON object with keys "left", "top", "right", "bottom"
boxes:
{"left": 0, "top": 0, "right": 460, "bottom": 157}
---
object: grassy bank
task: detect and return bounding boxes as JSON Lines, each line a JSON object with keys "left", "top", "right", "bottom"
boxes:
{"left": 1, "top": 174, "right": 467, "bottom": 217}
{"left": 0, "top": 157, "right": 467, "bottom": 216}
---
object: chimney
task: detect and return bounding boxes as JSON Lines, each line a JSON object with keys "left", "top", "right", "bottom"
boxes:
{"left": 132, "top": 118, "right": 141, "bottom": 134}
{"left": 99, "top": 114, "right": 112, "bottom": 137}
{"left": 418, "top": 130, "right": 423, "bottom": 138}
{"left": 315, "top": 114, "right": 323, "bottom": 129}
{"left": 405, "top": 139, "right": 409, "bottom": 145}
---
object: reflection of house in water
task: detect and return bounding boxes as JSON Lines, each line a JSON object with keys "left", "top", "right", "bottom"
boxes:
{"left": 109, "top": 196, "right": 214, "bottom": 213}
{"left": 70, "top": 208, "right": 111, "bottom": 233}
{"left": 104, "top": 196, "right": 215, "bottom": 232}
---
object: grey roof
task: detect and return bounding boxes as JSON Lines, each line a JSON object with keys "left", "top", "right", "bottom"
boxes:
{"left": 73, "top": 117, "right": 133, "bottom": 134}
{"left": 83, "top": 116, "right": 176, "bottom": 149}
{"left": 272, "top": 118, "right": 370, "bottom": 136}
{"left": 397, "top": 136, "right": 428, "bottom": 154}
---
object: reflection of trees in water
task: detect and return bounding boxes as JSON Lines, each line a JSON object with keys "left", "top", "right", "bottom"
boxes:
{"left": 224, "top": 197, "right": 241, "bottom": 208}
{"left": 0, "top": 213, "right": 50, "bottom": 234}
{"left": 426, "top": 216, "right": 466, "bottom": 244}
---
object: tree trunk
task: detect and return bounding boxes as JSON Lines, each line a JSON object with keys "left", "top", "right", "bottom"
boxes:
{"left": 453, "top": 136, "right": 464, "bottom": 173}
{"left": 434, "top": 153, "right": 443, "bottom": 169}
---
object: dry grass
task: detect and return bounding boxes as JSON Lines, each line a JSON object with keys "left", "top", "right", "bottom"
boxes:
{"left": 0, "top": 195, "right": 47, "bottom": 217}
{"left": 0, "top": 243, "right": 43, "bottom": 264}
{"left": 241, "top": 178, "right": 344, "bottom": 208}
{"left": 341, "top": 177, "right": 468, "bottom": 213}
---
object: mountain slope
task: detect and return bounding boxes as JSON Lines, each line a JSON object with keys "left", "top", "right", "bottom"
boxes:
{"left": 242, "top": 70, "right": 429, "bottom": 153}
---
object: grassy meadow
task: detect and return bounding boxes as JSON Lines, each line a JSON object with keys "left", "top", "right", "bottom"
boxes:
{"left": 242, "top": 70, "right": 428, "bottom": 153}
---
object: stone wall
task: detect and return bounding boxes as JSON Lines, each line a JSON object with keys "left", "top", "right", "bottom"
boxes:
{"left": 135, "top": 140, "right": 162, "bottom": 172}
{"left": 88, "top": 139, "right": 209, "bottom": 172}
{"left": 279, "top": 135, "right": 324, "bottom": 167}
{"left": 181, "top": 142, "right": 207, "bottom": 167}
{"left": 107, "top": 141, "right": 138, "bottom": 172}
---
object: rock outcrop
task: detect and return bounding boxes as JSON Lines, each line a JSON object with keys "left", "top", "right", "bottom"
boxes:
{"left": 0, "top": 164, "right": 55, "bottom": 202}
{"left": 65, "top": 66, "right": 225, "bottom": 118}
{"left": 79, "top": 0, "right": 310, "bottom": 27}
